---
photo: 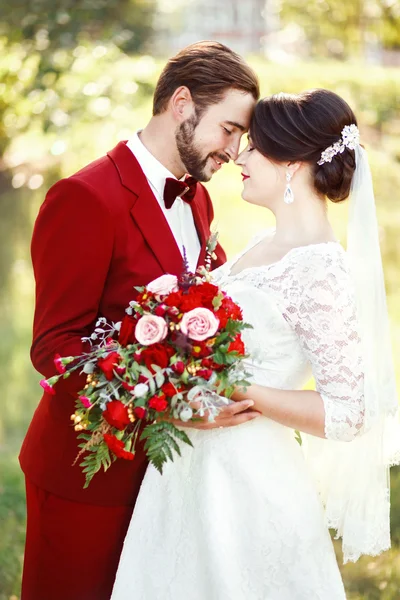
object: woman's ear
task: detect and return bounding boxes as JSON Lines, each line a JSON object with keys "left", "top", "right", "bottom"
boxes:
{"left": 286, "top": 161, "right": 302, "bottom": 177}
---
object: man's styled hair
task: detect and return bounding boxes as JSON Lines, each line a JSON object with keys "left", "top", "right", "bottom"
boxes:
{"left": 153, "top": 41, "right": 260, "bottom": 116}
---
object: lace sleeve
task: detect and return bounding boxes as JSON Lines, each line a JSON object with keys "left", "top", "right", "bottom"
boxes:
{"left": 283, "top": 248, "right": 365, "bottom": 442}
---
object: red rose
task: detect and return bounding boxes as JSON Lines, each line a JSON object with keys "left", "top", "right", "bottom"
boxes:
{"left": 149, "top": 395, "right": 168, "bottom": 412}
{"left": 118, "top": 315, "right": 137, "bottom": 346}
{"left": 103, "top": 434, "right": 135, "bottom": 460}
{"left": 97, "top": 352, "right": 121, "bottom": 381}
{"left": 179, "top": 291, "right": 202, "bottom": 312}
{"left": 162, "top": 382, "right": 178, "bottom": 397}
{"left": 164, "top": 292, "right": 183, "bottom": 308}
{"left": 103, "top": 400, "right": 131, "bottom": 430}
{"left": 171, "top": 361, "right": 185, "bottom": 375}
{"left": 197, "top": 369, "right": 213, "bottom": 380}
{"left": 197, "top": 282, "right": 220, "bottom": 308}
{"left": 133, "top": 407, "right": 147, "bottom": 419}
{"left": 228, "top": 334, "right": 246, "bottom": 356}
{"left": 215, "top": 307, "right": 229, "bottom": 328}
{"left": 141, "top": 343, "right": 174, "bottom": 374}
{"left": 221, "top": 296, "right": 243, "bottom": 321}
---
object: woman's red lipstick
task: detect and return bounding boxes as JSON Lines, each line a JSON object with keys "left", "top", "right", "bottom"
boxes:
{"left": 242, "top": 173, "right": 250, "bottom": 181}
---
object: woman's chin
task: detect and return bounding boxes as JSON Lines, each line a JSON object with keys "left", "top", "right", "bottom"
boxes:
{"left": 241, "top": 188, "right": 250, "bottom": 202}
{"left": 241, "top": 190, "right": 257, "bottom": 205}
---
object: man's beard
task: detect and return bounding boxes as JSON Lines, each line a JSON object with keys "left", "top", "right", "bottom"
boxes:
{"left": 175, "top": 113, "right": 226, "bottom": 182}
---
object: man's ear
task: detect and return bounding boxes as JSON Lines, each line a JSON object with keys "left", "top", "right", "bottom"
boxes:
{"left": 169, "top": 86, "right": 195, "bottom": 122}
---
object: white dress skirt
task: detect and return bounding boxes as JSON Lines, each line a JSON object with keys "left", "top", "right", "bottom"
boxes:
{"left": 112, "top": 237, "right": 365, "bottom": 599}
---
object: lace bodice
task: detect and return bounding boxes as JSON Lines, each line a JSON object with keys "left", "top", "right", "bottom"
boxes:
{"left": 212, "top": 230, "right": 365, "bottom": 443}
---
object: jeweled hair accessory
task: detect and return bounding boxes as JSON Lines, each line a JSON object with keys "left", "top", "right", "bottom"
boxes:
{"left": 317, "top": 124, "right": 360, "bottom": 166}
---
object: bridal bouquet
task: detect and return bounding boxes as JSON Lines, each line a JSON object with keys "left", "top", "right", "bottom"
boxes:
{"left": 40, "top": 240, "right": 251, "bottom": 487}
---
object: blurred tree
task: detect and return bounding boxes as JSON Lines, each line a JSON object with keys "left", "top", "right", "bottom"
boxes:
{"left": 0, "top": 0, "right": 156, "bottom": 53}
{"left": 380, "top": 0, "right": 400, "bottom": 49}
{"left": 0, "top": 0, "right": 156, "bottom": 154}
{"left": 280, "top": 0, "right": 400, "bottom": 59}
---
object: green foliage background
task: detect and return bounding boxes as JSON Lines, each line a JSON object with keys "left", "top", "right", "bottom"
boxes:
{"left": 1, "top": 3, "right": 400, "bottom": 598}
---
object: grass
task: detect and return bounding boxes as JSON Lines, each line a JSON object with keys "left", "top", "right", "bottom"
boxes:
{"left": 0, "top": 455, "right": 25, "bottom": 599}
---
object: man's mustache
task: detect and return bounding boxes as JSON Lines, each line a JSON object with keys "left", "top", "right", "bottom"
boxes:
{"left": 209, "top": 152, "right": 230, "bottom": 164}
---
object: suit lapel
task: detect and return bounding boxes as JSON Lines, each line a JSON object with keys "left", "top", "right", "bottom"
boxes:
{"left": 108, "top": 142, "right": 184, "bottom": 276}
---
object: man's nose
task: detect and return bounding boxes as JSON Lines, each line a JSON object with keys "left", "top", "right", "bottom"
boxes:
{"left": 225, "top": 138, "right": 241, "bottom": 162}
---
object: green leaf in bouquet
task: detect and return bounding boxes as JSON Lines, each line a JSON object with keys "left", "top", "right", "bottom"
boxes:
{"left": 224, "top": 353, "right": 239, "bottom": 365}
{"left": 110, "top": 382, "right": 120, "bottom": 400}
{"left": 180, "top": 369, "right": 189, "bottom": 385}
{"left": 214, "top": 332, "right": 231, "bottom": 344}
{"left": 127, "top": 362, "right": 140, "bottom": 379}
{"left": 155, "top": 370, "right": 165, "bottom": 388}
{"left": 133, "top": 396, "right": 147, "bottom": 408}
{"left": 77, "top": 432, "right": 92, "bottom": 444}
{"left": 213, "top": 350, "right": 228, "bottom": 365}
{"left": 212, "top": 292, "right": 224, "bottom": 311}
{"left": 169, "top": 393, "right": 182, "bottom": 410}
{"left": 79, "top": 443, "right": 114, "bottom": 488}
{"left": 139, "top": 366, "right": 156, "bottom": 394}
{"left": 140, "top": 422, "right": 193, "bottom": 474}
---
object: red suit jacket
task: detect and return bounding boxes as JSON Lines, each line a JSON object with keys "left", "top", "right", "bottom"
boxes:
{"left": 19, "top": 141, "right": 226, "bottom": 507}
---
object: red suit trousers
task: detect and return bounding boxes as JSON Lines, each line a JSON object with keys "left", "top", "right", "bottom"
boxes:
{"left": 21, "top": 478, "right": 134, "bottom": 600}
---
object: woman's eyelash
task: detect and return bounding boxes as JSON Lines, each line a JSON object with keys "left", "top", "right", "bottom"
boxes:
{"left": 223, "top": 127, "right": 232, "bottom": 135}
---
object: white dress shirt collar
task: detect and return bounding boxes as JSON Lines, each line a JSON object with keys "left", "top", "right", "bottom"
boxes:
{"left": 126, "top": 132, "right": 178, "bottom": 197}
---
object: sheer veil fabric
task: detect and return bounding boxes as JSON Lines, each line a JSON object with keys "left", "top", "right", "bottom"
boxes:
{"left": 304, "top": 145, "right": 400, "bottom": 563}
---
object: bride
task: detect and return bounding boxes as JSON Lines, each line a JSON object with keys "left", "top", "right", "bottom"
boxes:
{"left": 111, "top": 89, "right": 399, "bottom": 599}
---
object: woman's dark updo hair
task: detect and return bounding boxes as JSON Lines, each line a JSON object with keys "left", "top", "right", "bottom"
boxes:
{"left": 249, "top": 89, "right": 358, "bottom": 203}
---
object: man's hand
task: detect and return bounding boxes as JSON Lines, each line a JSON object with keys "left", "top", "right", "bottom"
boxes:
{"left": 169, "top": 400, "right": 261, "bottom": 430}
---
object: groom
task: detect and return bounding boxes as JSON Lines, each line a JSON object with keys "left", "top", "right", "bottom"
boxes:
{"left": 19, "top": 41, "right": 259, "bottom": 599}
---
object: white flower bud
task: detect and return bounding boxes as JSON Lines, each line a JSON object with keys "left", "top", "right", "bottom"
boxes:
{"left": 179, "top": 406, "right": 193, "bottom": 422}
{"left": 82, "top": 362, "right": 95, "bottom": 374}
{"left": 133, "top": 383, "right": 149, "bottom": 397}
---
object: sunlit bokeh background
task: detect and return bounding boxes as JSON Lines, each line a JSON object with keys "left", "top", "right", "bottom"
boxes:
{"left": 1, "top": 1, "right": 400, "bottom": 597}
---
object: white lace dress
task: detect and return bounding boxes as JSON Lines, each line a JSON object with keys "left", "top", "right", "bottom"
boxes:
{"left": 111, "top": 231, "right": 365, "bottom": 600}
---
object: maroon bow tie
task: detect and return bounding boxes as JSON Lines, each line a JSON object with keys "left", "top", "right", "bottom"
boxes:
{"left": 163, "top": 176, "right": 198, "bottom": 209}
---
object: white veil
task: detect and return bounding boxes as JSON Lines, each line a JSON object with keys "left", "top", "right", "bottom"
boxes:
{"left": 304, "top": 145, "right": 400, "bottom": 563}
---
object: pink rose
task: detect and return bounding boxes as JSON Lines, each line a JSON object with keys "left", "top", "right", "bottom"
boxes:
{"left": 147, "top": 274, "right": 179, "bottom": 296}
{"left": 135, "top": 315, "right": 168, "bottom": 346}
{"left": 180, "top": 307, "right": 219, "bottom": 341}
